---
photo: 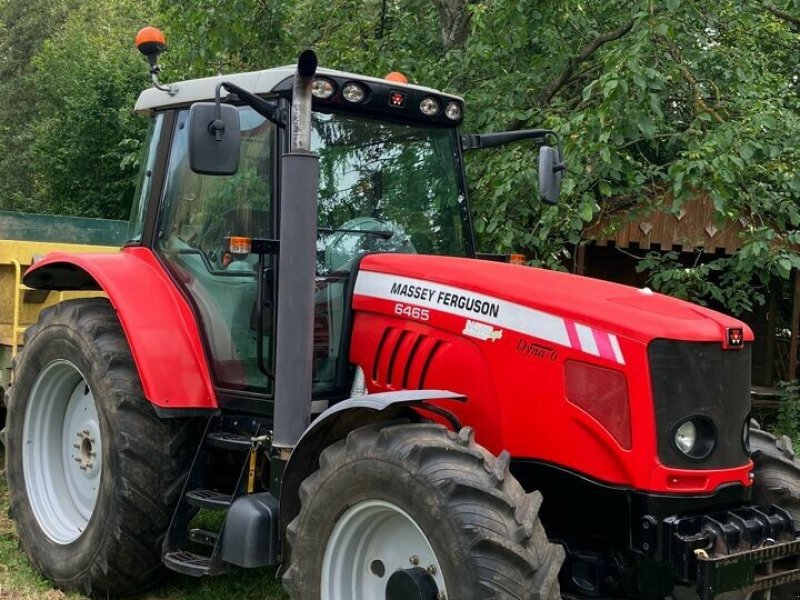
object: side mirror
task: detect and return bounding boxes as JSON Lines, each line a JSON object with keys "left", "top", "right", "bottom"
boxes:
{"left": 188, "top": 102, "right": 241, "bottom": 175}
{"left": 538, "top": 145, "right": 564, "bottom": 205}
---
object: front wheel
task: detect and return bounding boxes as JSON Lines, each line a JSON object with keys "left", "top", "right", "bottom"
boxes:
{"left": 750, "top": 423, "right": 800, "bottom": 600}
{"left": 283, "top": 421, "right": 564, "bottom": 600}
{"left": 3, "top": 299, "right": 199, "bottom": 595}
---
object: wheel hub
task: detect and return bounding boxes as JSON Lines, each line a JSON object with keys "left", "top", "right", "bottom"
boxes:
{"left": 73, "top": 429, "right": 98, "bottom": 472}
{"left": 386, "top": 567, "right": 439, "bottom": 600}
{"left": 321, "top": 499, "right": 446, "bottom": 599}
{"left": 23, "top": 360, "right": 103, "bottom": 544}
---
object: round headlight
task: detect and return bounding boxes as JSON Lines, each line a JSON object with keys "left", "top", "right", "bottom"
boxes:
{"left": 672, "top": 417, "right": 716, "bottom": 460}
{"left": 445, "top": 101, "right": 462, "bottom": 120}
{"left": 420, "top": 96, "right": 441, "bottom": 116}
{"left": 312, "top": 79, "right": 336, "bottom": 99}
{"left": 342, "top": 82, "right": 366, "bottom": 103}
{"left": 675, "top": 420, "right": 697, "bottom": 455}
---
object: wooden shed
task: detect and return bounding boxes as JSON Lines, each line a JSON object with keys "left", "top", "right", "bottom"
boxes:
{"left": 578, "top": 195, "right": 799, "bottom": 389}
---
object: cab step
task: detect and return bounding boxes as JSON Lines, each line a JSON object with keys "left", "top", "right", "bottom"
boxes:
{"left": 162, "top": 415, "right": 274, "bottom": 578}
{"left": 185, "top": 489, "right": 232, "bottom": 511}
{"left": 162, "top": 551, "right": 220, "bottom": 577}
{"left": 206, "top": 431, "right": 251, "bottom": 451}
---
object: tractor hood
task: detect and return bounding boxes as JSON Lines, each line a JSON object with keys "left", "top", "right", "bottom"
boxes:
{"left": 354, "top": 254, "right": 752, "bottom": 347}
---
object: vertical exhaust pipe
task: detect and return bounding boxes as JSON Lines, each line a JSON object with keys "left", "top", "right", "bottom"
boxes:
{"left": 272, "top": 50, "right": 319, "bottom": 455}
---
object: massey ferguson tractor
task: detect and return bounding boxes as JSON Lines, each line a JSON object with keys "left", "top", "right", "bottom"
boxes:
{"left": 4, "top": 26, "right": 800, "bottom": 600}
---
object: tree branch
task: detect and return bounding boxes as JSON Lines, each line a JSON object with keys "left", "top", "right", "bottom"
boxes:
{"left": 539, "top": 17, "right": 635, "bottom": 106}
{"left": 765, "top": 4, "right": 800, "bottom": 27}
{"left": 431, "top": 0, "right": 479, "bottom": 50}
{"left": 663, "top": 40, "right": 725, "bottom": 124}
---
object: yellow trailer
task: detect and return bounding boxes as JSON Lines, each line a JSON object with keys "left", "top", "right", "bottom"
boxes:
{"left": 0, "top": 211, "right": 127, "bottom": 396}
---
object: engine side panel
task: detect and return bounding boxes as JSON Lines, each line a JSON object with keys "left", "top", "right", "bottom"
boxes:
{"left": 349, "top": 258, "right": 752, "bottom": 494}
{"left": 23, "top": 246, "right": 217, "bottom": 410}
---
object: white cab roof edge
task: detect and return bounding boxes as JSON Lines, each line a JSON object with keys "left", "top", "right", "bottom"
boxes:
{"left": 134, "top": 65, "right": 463, "bottom": 114}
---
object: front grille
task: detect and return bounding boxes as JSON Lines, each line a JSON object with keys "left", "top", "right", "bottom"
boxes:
{"left": 649, "top": 340, "right": 751, "bottom": 469}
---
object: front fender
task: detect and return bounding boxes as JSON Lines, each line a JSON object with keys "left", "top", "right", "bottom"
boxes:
{"left": 24, "top": 246, "right": 216, "bottom": 411}
{"left": 278, "top": 389, "right": 465, "bottom": 555}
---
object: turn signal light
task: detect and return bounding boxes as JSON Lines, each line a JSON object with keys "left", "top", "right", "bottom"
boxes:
{"left": 509, "top": 254, "right": 526, "bottom": 265}
{"left": 227, "top": 236, "right": 252, "bottom": 255}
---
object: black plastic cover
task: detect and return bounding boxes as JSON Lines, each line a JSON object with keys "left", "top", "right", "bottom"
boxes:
{"left": 649, "top": 340, "right": 751, "bottom": 469}
{"left": 220, "top": 492, "right": 280, "bottom": 568}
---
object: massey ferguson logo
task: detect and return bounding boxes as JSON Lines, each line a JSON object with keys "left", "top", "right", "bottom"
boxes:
{"left": 727, "top": 327, "right": 744, "bottom": 348}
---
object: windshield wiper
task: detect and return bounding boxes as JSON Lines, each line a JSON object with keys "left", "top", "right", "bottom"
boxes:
{"left": 318, "top": 227, "right": 394, "bottom": 240}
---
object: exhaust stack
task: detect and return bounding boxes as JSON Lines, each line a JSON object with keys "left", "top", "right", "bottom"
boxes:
{"left": 272, "top": 50, "right": 320, "bottom": 454}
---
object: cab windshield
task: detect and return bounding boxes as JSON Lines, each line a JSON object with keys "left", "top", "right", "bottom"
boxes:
{"left": 313, "top": 112, "right": 469, "bottom": 274}
{"left": 153, "top": 105, "right": 469, "bottom": 398}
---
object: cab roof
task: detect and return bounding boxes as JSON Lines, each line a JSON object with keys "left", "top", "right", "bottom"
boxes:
{"left": 134, "top": 65, "right": 463, "bottom": 115}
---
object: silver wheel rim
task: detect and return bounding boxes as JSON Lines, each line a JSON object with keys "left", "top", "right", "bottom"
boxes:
{"left": 23, "top": 360, "right": 103, "bottom": 544}
{"left": 321, "top": 499, "right": 446, "bottom": 599}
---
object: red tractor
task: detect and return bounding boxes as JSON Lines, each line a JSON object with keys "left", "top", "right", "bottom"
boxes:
{"left": 4, "top": 29, "right": 800, "bottom": 600}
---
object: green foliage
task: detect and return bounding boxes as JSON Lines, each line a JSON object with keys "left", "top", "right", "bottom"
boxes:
{"left": 0, "top": 0, "right": 798, "bottom": 310}
{"left": 776, "top": 380, "right": 800, "bottom": 446}
{"left": 27, "top": 0, "right": 160, "bottom": 219}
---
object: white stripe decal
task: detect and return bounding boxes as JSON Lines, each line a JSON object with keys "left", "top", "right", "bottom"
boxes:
{"left": 575, "top": 323, "right": 599, "bottom": 356}
{"left": 609, "top": 334, "right": 625, "bottom": 365}
{"left": 354, "top": 271, "right": 571, "bottom": 348}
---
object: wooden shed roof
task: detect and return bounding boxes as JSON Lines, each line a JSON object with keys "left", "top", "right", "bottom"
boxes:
{"left": 584, "top": 195, "right": 747, "bottom": 254}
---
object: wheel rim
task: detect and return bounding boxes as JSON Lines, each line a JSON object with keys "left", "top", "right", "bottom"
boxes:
{"left": 22, "top": 360, "right": 103, "bottom": 544}
{"left": 321, "top": 499, "right": 446, "bottom": 599}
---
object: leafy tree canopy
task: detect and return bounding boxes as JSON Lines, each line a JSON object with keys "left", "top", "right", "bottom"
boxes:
{"left": 1, "top": 0, "right": 799, "bottom": 313}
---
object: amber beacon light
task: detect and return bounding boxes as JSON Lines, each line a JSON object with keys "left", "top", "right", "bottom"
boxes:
{"left": 136, "top": 26, "right": 176, "bottom": 95}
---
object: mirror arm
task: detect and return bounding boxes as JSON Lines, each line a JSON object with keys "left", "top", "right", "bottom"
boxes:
{"left": 461, "top": 129, "right": 556, "bottom": 151}
{"left": 215, "top": 81, "right": 285, "bottom": 127}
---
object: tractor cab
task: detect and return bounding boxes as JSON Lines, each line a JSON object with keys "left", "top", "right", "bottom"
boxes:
{"left": 129, "top": 66, "right": 476, "bottom": 407}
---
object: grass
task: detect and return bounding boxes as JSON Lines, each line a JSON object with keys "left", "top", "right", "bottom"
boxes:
{"left": 0, "top": 451, "right": 287, "bottom": 600}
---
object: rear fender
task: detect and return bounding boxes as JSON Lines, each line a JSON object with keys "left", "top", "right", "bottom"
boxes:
{"left": 23, "top": 246, "right": 216, "bottom": 411}
{"left": 278, "top": 389, "right": 466, "bottom": 567}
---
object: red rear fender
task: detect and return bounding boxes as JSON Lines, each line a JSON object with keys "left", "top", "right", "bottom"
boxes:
{"left": 23, "top": 246, "right": 216, "bottom": 410}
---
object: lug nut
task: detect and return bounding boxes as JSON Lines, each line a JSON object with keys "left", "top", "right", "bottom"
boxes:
{"left": 427, "top": 565, "right": 437, "bottom": 575}
{"left": 409, "top": 555, "right": 420, "bottom": 565}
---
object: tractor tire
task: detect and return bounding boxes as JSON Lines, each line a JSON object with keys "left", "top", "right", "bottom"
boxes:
{"left": 749, "top": 423, "right": 800, "bottom": 600}
{"left": 283, "top": 421, "right": 564, "bottom": 600}
{"left": 2, "top": 298, "right": 199, "bottom": 596}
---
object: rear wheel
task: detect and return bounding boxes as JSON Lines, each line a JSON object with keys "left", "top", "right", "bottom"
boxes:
{"left": 750, "top": 423, "right": 800, "bottom": 600}
{"left": 283, "top": 421, "right": 564, "bottom": 600}
{"left": 3, "top": 298, "right": 199, "bottom": 595}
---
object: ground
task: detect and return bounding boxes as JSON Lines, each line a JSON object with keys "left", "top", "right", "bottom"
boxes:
{"left": 0, "top": 451, "right": 287, "bottom": 600}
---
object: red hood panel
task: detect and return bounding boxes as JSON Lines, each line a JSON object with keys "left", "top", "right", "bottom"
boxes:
{"left": 357, "top": 254, "right": 752, "bottom": 345}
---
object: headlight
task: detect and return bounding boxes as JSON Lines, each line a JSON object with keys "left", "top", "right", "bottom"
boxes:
{"left": 419, "top": 96, "right": 441, "bottom": 116}
{"left": 342, "top": 82, "right": 366, "bottom": 103}
{"left": 675, "top": 421, "right": 697, "bottom": 454}
{"left": 445, "top": 101, "right": 462, "bottom": 120}
{"left": 312, "top": 79, "right": 336, "bottom": 99}
{"left": 672, "top": 417, "right": 715, "bottom": 460}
